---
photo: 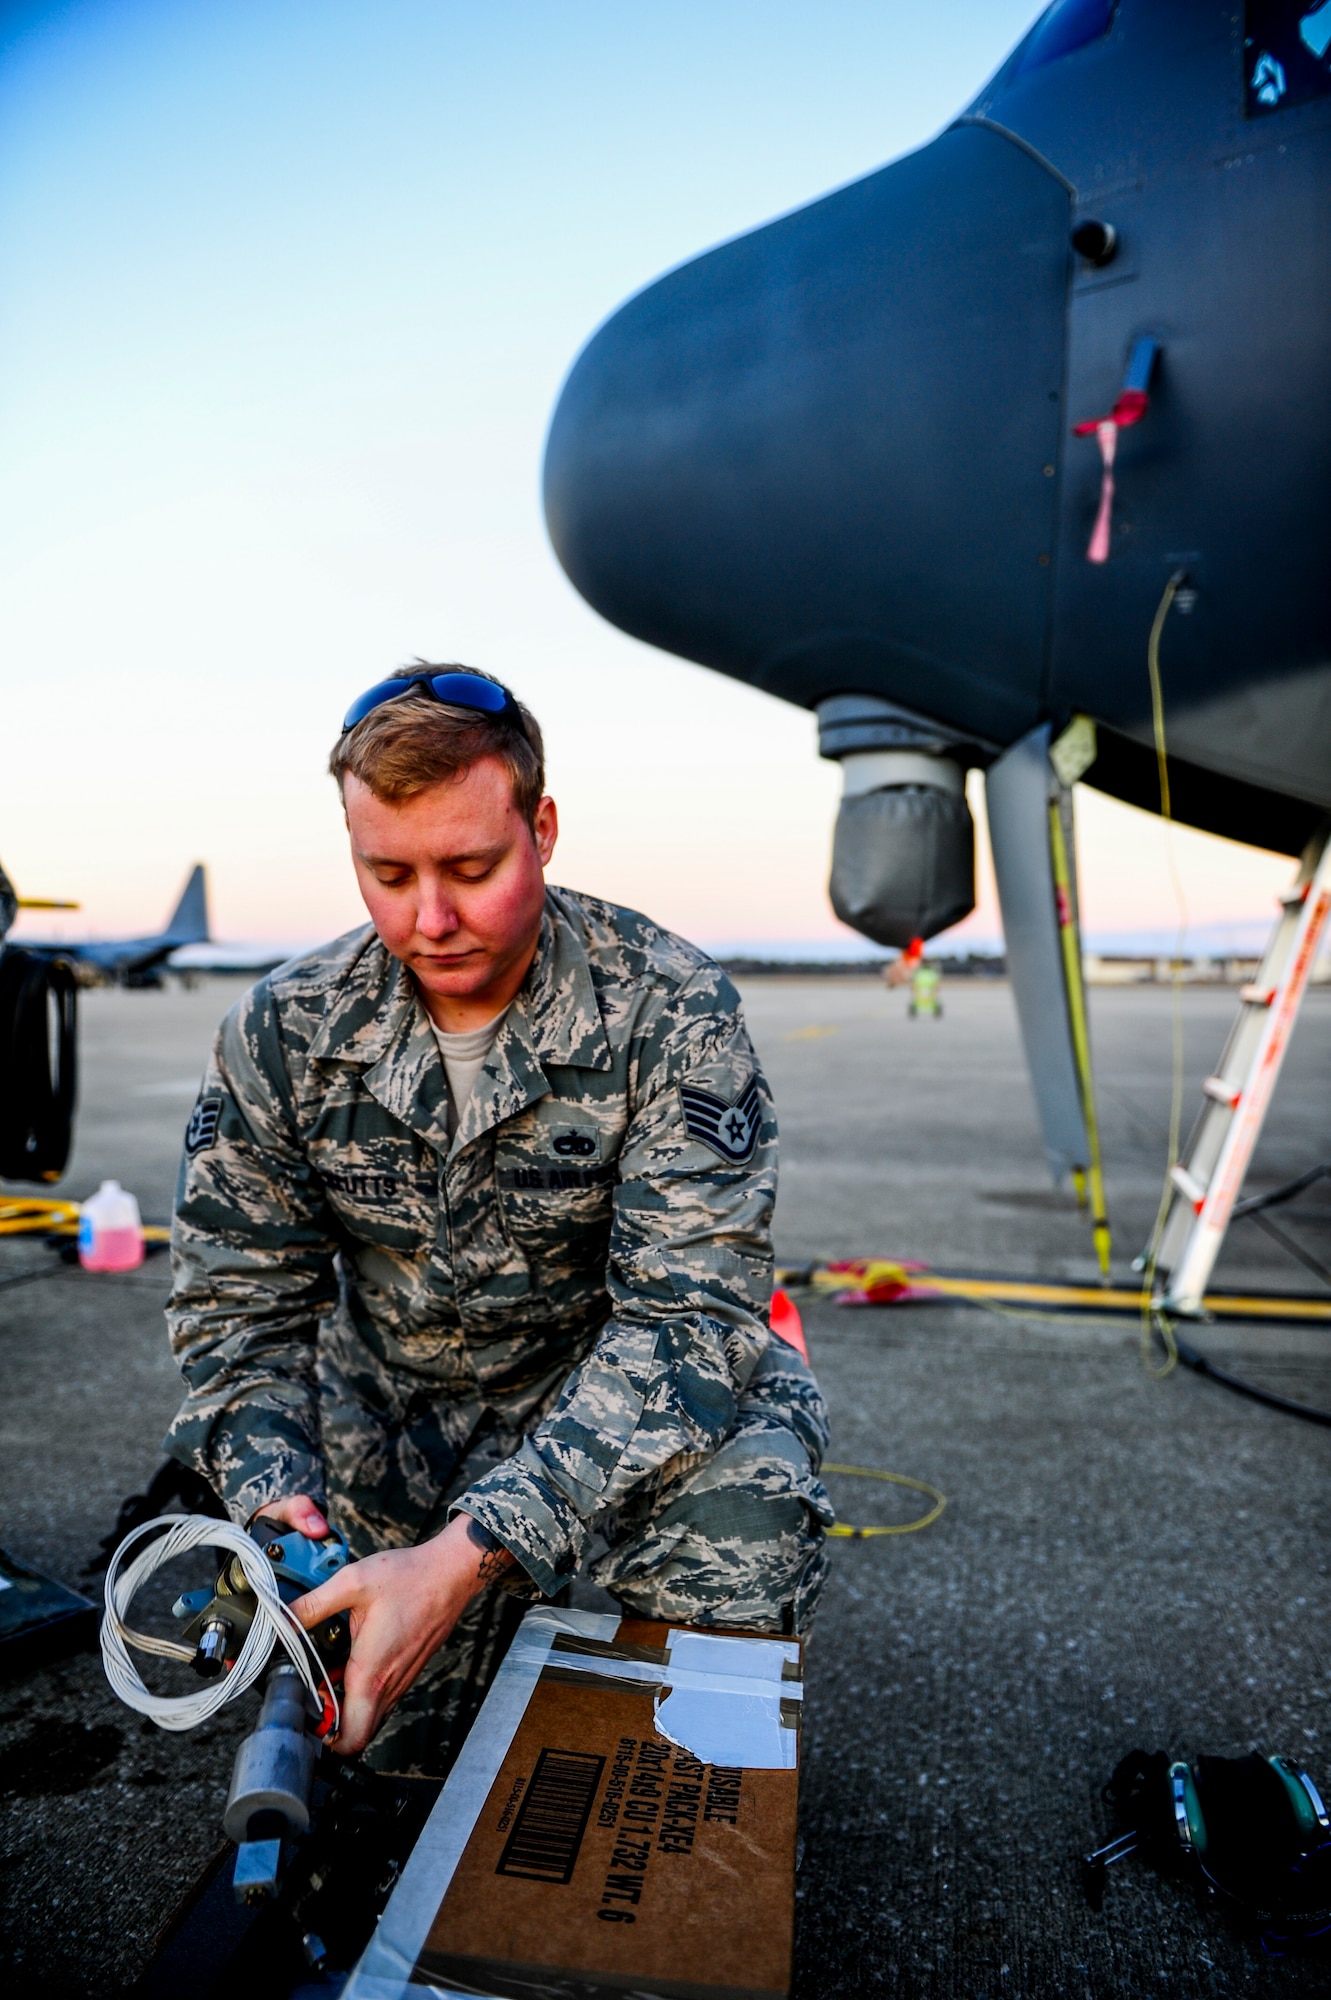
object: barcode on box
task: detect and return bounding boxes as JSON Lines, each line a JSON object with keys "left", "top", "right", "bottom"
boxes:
{"left": 495, "top": 1749, "right": 606, "bottom": 1884}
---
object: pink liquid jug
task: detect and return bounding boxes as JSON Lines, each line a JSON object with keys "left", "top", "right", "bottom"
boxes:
{"left": 78, "top": 1180, "right": 145, "bottom": 1272}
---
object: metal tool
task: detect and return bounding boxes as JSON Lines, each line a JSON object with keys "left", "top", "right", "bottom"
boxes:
{"left": 170, "top": 1516, "right": 353, "bottom": 1903}
{"left": 225, "top": 1664, "right": 323, "bottom": 1903}
{"left": 172, "top": 1515, "right": 351, "bottom": 1686}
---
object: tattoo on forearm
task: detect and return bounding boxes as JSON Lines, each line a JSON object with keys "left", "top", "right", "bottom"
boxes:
{"left": 465, "top": 1515, "right": 516, "bottom": 1584}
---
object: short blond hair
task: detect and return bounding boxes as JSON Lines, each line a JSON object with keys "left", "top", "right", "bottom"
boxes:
{"left": 329, "top": 663, "right": 545, "bottom": 826}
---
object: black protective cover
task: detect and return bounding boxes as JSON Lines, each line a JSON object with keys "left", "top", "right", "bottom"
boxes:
{"left": 0, "top": 1545, "right": 97, "bottom": 1676}
{"left": 829, "top": 787, "right": 976, "bottom": 947}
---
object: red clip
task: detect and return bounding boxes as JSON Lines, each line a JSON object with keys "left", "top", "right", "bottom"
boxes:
{"left": 1072, "top": 387, "right": 1148, "bottom": 436}
{"left": 315, "top": 1687, "right": 339, "bottom": 1739}
{"left": 1073, "top": 336, "right": 1159, "bottom": 438}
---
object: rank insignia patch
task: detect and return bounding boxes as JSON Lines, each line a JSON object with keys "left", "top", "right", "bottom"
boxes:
{"left": 185, "top": 1094, "right": 223, "bottom": 1156}
{"left": 677, "top": 1074, "right": 762, "bottom": 1163}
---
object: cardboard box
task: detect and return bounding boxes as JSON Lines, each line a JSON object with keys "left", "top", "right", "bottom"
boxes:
{"left": 345, "top": 1607, "right": 802, "bottom": 2000}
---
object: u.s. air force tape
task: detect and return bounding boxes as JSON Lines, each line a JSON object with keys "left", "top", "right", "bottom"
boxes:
{"left": 677, "top": 1073, "right": 761, "bottom": 1163}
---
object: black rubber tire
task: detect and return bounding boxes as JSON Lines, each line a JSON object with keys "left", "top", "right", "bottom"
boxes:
{"left": 0, "top": 948, "right": 78, "bottom": 1181}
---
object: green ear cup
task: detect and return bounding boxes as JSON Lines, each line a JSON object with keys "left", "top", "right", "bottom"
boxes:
{"left": 1268, "top": 1755, "right": 1331, "bottom": 1842}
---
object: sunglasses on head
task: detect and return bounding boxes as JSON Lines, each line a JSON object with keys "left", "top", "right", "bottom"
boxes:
{"left": 341, "top": 669, "right": 518, "bottom": 734}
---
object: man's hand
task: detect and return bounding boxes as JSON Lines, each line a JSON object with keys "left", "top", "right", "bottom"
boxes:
{"left": 290, "top": 1513, "right": 515, "bottom": 1756}
{"left": 251, "top": 1494, "right": 331, "bottom": 1540}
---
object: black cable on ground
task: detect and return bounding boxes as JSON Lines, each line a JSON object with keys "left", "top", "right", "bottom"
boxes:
{"left": 1231, "top": 1162, "right": 1331, "bottom": 1291}
{"left": 91, "top": 1458, "right": 227, "bottom": 1575}
{"left": 1172, "top": 1334, "right": 1331, "bottom": 1430}
{"left": 1233, "top": 1161, "right": 1331, "bottom": 1217}
{"left": 1244, "top": 1209, "right": 1331, "bottom": 1290}
{"left": 0, "top": 1264, "right": 59, "bottom": 1293}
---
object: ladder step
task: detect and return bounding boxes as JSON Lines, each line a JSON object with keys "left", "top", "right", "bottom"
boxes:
{"left": 1153, "top": 831, "right": 1331, "bottom": 1302}
{"left": 1170, "top": 1163, "right": 1208, "bottom": 1212}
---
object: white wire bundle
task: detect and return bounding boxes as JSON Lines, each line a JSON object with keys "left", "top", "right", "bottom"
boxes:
{"left": 101, "top": 1514, "right": 339, "bottom": 1734}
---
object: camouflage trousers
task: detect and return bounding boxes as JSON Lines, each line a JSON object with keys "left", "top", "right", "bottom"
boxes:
{"left": 336, "top": 1338, "right": 832, "bottom": 1776}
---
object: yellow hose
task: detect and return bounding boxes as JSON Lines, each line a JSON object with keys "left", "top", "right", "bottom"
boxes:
{"left": 823, "top": 1462, "right": 947, "bottom": 1538}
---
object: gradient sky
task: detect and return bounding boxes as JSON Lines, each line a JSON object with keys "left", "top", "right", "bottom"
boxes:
{"left": 1, "top": 0, "right": 1296, "bottom": 955}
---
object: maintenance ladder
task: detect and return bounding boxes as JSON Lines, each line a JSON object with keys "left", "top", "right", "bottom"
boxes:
{"left": 1154, "top": 825, "right": 1331, "bottom": 1316}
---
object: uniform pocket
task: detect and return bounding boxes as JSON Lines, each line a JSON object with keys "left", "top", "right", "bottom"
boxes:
{"left": 493, "top": 1107, "right": 616, "bottom": 1287}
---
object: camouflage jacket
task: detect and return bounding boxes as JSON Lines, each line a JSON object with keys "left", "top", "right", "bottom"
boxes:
{"left": 165, "top": 887, "right": 777, "bottom": 1595}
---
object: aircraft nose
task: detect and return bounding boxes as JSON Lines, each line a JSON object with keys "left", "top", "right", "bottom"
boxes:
{"left": 544, "top": 122, "right": 1071, "bottom": 746}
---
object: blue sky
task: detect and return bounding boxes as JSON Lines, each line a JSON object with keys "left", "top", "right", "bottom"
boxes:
{"left": 0, "top": 0, "right": 1295, "bottom": 953}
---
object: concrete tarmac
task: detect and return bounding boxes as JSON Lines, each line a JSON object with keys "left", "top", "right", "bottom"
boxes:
{"left": 2, "top": 971, "right": 1329, "bottom": 1996}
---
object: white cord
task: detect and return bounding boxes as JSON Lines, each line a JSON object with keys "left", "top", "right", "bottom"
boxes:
{"left": 101, "top": 1514, "right": 340, "bottom": 1735}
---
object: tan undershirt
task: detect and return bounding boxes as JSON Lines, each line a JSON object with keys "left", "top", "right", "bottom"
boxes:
{"left": 430, "top": 1007, "right": 510, "bottom": 1139}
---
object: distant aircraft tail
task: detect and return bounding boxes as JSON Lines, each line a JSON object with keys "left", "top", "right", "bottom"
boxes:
{"left": 164, "top": 864, "right": 210, "bottom": 944}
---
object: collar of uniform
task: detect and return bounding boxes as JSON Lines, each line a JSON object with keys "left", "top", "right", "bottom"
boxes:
{"left": 305, "top": 933, "right": 418, "bottom": 1070}
{"left": 522, "top": 895, "right": 612, "bottom": 1075}
{"left": 449, "top": 900, "right": 611, "bottom": 1155}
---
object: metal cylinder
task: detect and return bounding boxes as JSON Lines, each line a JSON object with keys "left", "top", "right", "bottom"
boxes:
{"left": 839, "top": 750, "right": 966, "bottom": 798}
{"left": 222, "top": 1666, "right": 318, "bottom": 1843}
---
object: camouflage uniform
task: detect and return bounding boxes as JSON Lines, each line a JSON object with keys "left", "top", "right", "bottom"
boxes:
{"left": 165, "top": 888, "right": 830, "bottom": 1771}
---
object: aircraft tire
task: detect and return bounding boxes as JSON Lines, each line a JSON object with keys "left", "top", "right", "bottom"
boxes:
{"left": 0, "top": 947, "right": 78, "bottom": 1182}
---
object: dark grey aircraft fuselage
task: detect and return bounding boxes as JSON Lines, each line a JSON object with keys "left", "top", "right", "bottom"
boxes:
{"left": 544, "top": 0, "right": 1331, "bottom": 860}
